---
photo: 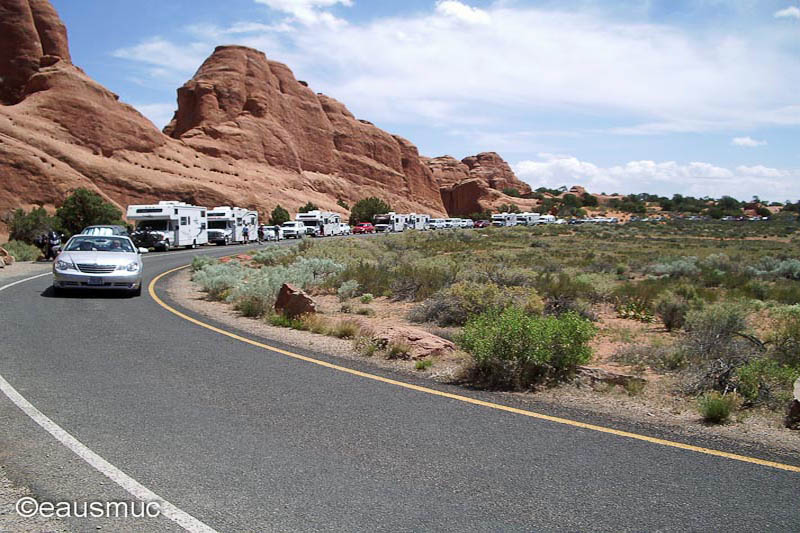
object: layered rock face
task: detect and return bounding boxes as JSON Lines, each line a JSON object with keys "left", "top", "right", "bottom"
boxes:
{"left": 426, "top": 153, "right": 537, "bottom": 216}
{"left": 0, "top": 0, "right": 447, "bottom": 239}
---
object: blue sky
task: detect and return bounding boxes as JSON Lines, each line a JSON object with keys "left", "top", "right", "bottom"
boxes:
{"left": 51, "top": 0, "right": 800, "bottom": 201}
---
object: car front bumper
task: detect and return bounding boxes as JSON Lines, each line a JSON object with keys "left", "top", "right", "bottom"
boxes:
{"left": 53, "top": 271, "right": 142, "bottom": 290}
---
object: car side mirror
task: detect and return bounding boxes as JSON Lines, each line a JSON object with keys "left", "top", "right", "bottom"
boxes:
{"left": 138, "top": 247, "right": 149, "bottom": 254}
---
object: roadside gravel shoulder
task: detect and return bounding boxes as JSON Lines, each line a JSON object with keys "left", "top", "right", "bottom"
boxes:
{"left": 0, "top": 262, "right": 51, "bottom": 283}
{"left": 0, "top": 465, "right": 70, "bottom": 533}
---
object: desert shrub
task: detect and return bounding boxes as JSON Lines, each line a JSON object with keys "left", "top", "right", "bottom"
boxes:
{"left": 574, "top": 273, "right": 618, "bottom": 302}
{"left": 697, "top": 391, "right": 738, "bottom": 423}
{"left": 391, "top": 257, "right": 460, "bottom": 301}
{"left": 337, "top": 260, "right": 393, "bottom": 298}
{"left": 359, "top": 293, "right": 374, "bottom": 304}
{"left": 191, "top": 255, "right": 218, "bottom": 272}
{"left": 415, "top": 359, "right": 434, "bottom": 371}
{"left": 647, "top": 256, "right": 700, "bottom": 278}
{"left": 654, "top": 291, "right": 690, "bottom": 331}
{"left": 535, "top": 272, "right": 596, "bottom": 316}
{"left": 355, "top": 307, "right": 375, "bottom": 316}
{"left": 337, "top": 279, "right": 360, "bottom": 301}
{"left": 268, "top": 313, "right": 307, "bottom": 330}
{"left": 747, "top": 257, "right": 800, "bottom": 281}
{"left": 252, "top": 247, "right": 296, "bottom": 266}
{"left": 613, "top": 343, "right": 687, "bottom": 372}
{"left": 192, "top": 262, "right": 247, "bottom": 301}
{"left": 332, "top": 320, "right": 360, "bottom": 339}
{"left": 387, "top": 342, "right": 413, "bottom": 360}
{"left": 735, "top": 358, "right": 799, "bottom": 407}
{"left": 682, "top": 302, "right": 748, "bottom": 361}
{"left": 408, "top": 281, "right": 544, "bottom": 327}
{"left": 1, "top": 240, "right": 40, "bottom": 261}
{"left": 459, "top": 307, "right": 596, "bottom": 389}
{"left": 766, "top": 306, "right": 800, "bottom": 366}
{"left": 302, "top": 314, "right": 332, "bottom": 335}
{"left": 354, "top": 333, "right": 379, "bottom": 357}
{"left": 615, "top": 299, "right": 654, "bottom": 323}
{"left": 766, "top": 280, "right": 800, "bottom": 304}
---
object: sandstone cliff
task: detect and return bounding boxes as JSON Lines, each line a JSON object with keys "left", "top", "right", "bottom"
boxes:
{"left": 0, "top": 0, "right": 447, "bottom": 239}
{"left": 425, "top": 152, "right": 537, "bottom": 216}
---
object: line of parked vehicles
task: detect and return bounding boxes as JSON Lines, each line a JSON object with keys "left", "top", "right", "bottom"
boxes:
{"left": 48, "top": 200, "right": 577, "bottom": 297}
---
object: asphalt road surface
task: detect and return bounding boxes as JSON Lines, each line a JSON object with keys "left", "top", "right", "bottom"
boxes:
{"left": 1, "top": 239, "right": 798, "bottom": 532}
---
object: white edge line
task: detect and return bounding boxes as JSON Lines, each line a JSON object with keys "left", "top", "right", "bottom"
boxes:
{"left": 0, "top": 273, "right": 219, "bottom": 533}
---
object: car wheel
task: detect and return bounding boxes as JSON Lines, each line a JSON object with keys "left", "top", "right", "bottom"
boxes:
{"left": 163, "top": 241, "right": 170, "bottom": 252}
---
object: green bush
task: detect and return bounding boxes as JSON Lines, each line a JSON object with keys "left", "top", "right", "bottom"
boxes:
{"left": 735, "top": 358, "right": 799, "bottom": 407}
{"left": 349, "top": 197, "right": 391, "bottom": 225}
{"left": 359, "top": 293, "right": 374, "bottom": 304}
{"left": 459, "top": 307, "right": 596, "bottom": 389}
{"left": 5, "top": 207, "right": 60, "bottom": 243}
{"left": 697, "top": 391, "right": 737, "bottom": 423}
{"left": 409, "top": 281, "right": 544, "bottom": 327}
{"left": 391, "top": 257, "right": 460, "bottom": 301}
{"left": 192, "top": 262, "right": 247, "bottom": 301}
{"left": 269, "top": 205, "right": 290, "bottom": 226}
{"left": 191, "top": 256, "right": 218, "bottom": 272}
{"left": 1, "top": 240, "right": 41, "bottom": 261}
{"left": 55, "top": 188, "right": 123, "bottom": 237}
{"left": 767, "top": 305, "right": 800, "bottom": 366}
{"left": 252, "top": 247, "right": 296, "bottom": 266}
{"left": 337, "top": 279, "right": 360, "bottom": 301}
{"left": 654, "top": 291, "right": 690, "bottom": 331}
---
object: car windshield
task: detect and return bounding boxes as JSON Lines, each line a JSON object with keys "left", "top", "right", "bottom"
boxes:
{"left": 82, "top": 227, "right": 117, "bottom": 236}
{"left": 66, "top": 236, "right": 134, "bottom": 253}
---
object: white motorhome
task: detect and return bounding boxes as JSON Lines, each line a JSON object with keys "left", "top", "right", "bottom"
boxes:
{"left": 406, "top": 213, "right": 430, "bottom": 230}
{"left": 127, "top": 201, "right": 208, "bottom": 251}
{"left": 538, "top": 214, "right": 557, "bottom": 224}
{"left": 491, "top": 213, "right": 518, "bottom": 227}
{"left": 206, "top": 206, "right": 258, "bottom": 245}
{"left": 295, "top": 210, "right": 343, "bottom": 237}
{"left": 373, "top": 212, "right": 407, "bottom": 232}
{"left": 518, "top": 212, "right": 541, "bottom": 226}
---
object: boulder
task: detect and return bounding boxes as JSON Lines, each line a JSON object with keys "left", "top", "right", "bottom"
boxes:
{"left": 274, "top": 283, "right": 317, "bottom": 318}
{"left": 371, "top": 325, "right": 455, "bottom": 360}
{"left": 0, "top": 246, "right": 13, "bottom": 265}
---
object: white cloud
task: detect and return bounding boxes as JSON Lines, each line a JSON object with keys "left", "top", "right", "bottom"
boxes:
{"left": 731, "top": 136, "right": 767, "bottom": 147}
{"left": 435, "top": 1, "right": 491, "bottom": 25}
{"left": 113, "top": 38, "right": 212, "bottom": 82}
{"left": 133, "top": 103, "right": 176, "bottom": 129}
{"left": 774, "top": 6, "right": 800, "bottom": 19}
{"left": 513, "top": 154, "right": 797, "bottom": 200}
{"left": 112, "top": 2, "right": 800, "bottom": 134}
{"left": 253, "top": 0, "right": 352, "bottom": 26}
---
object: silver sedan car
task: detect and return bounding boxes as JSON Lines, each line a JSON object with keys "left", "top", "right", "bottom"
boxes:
{"left": 53, "top": 235, "right": 144, "bottom": 296}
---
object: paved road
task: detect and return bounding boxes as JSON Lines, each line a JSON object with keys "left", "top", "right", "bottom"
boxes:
{"left": 0, "top": 240, "right": 798, "bottom": 532}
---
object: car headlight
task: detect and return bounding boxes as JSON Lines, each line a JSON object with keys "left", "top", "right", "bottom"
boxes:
{"left": 118, "top": 262, "right": 140, "bottom": 272}
{"left": 55, "top": 259, "right": 75, "bottom": 271}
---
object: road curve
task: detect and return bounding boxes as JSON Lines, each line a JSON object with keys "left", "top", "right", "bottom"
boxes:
{"left": 1, "top": 241, "right": 798, "bottom": 532}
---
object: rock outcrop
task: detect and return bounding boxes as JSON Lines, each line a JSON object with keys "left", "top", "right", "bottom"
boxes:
{"left": 369, "top": 324, "right": 455, "bottom": 360}
{"left": 0, "top": 0, "right": 447, "bottom": 238}
{"left": 274, "top": 283, "right": 317, "bottom": 318}
{"left": 426, "top": 152, "right": 537, "bottom": 216}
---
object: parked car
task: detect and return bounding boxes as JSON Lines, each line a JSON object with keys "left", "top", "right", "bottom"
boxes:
{"left": 259, "top": 224, "right": 283, "bottom": 241}
{"left": 339, "top": 223, "right": 352, "bottom": 235}
{"left": 280, "top": 221, "right": 306, "bottom": 239}
{"left": 473, "top": 220, "right": 490, "bottom": 228}
{"left": 52, "top": 235, "right": 145, "bottom": 296}
{"left": 352, "top": 222, "right": 376, "bottom": 234}
{"left": 80, "top": 225, "right": 129, "bottom": 236}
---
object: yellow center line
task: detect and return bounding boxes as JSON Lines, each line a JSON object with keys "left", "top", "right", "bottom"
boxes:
{"left": 150, "top": 264, "right": 800, "bottom": 474}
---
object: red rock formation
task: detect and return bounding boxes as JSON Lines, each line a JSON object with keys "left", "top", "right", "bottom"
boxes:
{"left": 426, "top": 152, "right": 536, "bottom": 216}
{"left": 0, "top": 0, "right": 447, "bottom": 239}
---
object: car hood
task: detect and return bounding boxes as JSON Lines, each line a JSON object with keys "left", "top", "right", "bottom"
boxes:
{"left": 59, "top": 251, "right": 139, "bottom": 265}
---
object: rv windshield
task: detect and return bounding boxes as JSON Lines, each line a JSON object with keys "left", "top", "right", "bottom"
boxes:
{"left": 373, "top": 217, "right": 390, "bottom": 225}
{"left": 208, "top": 221, "right": 228, "bottom": 230}
{"left": 136, "top": 220, "right": 168, "bottom": 231}
{"left": 302, "top": 221, "right": 319, "bottom": 227}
